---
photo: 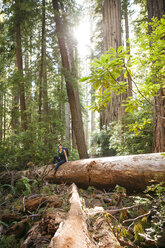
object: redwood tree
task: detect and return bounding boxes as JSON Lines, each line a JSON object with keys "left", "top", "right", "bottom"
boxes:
{"left": 15, "top": 0, "right": 27, "bottom": 131}
{"left": 100, "top": 0, "right": 126, "bottom": 128}
{"left": 122, "top": 0, "right": 132, "bottom": 97}
{"left": 52, "top": 0, "right": 88, "bottom": 159}
{"left": 39, "top": 0, "right": 49, "bottom": 125}
{"left": 147, "top": 0, "right": 165, "bottom": 152}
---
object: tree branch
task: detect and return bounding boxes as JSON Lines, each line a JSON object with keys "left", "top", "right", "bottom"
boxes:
{"left": 122, "top": 210, "right": 151, "bottom": 224}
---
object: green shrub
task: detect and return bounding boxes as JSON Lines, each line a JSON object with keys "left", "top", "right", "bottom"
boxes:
{"left": 0, "top": 235, "right": 19, "bottom": 248}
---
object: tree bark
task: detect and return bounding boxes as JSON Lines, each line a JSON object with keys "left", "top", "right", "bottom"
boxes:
{"left": 153, "top": 88, "right": 165, "bottom": 152}
{"left": 15, "top": 0, "right": 27, "bottom": 131}
{"left": 147, "top": 0, "right": 165, "bottom": 152}
{"left": 101, "top": 0, "right": 126, "bottom": 128}
{"left": 24, "top": 195, "right": 62, "bottom": 212}
{"left": 65, "top": 102, "right": 70, "bottom": 144}
{"left": 3, "top": 91, "right": 6, "bottom": 140}
{"left": 25, "top": 37, "right": 32, "bottom": 126}
{"left": 11, "top": 63, "right": 20, "bottom": 133}
{"left": 43, "top": 153, "right": 165, "bottom": 192}
{"left": 123, "top": 0, "right": 132, "bottom": 97}
{"left": 72, "top": 120, "right": 77, "bottom": 149}
{"left": 1, "top": 153, "right": 164, "bottom": 192}
{"left": 0, "top": 89, "right": 3, "bottom": 141}
{"left": 42, "top": 0, "right": 49, "bottom": 124}
{"left": 85, "top": 86, "right": 89, "bottom": 150}
{"left": 39, "top": 0, "right": 49, "bottom": 126}
{"left": 52, "top": 0, "right": 88, "bottom": 159}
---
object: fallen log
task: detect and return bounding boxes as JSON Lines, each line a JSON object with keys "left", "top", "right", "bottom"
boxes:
{"left": 3, "top": 219, "right": 28, "bottom": 238}
{"left": 43, "top": 153, "right": 165, "bottom": 191}
{"left": 0, "top": 213, "right": 22, "bottom": 223}
{"left": 0, "top": 153, "right": 165, "bottom": 192}
{"left": 24, "top": 195, "right": 63, "bottom": 212}
{"left": 48, "top": 183, "right": 96, "bottom": 248}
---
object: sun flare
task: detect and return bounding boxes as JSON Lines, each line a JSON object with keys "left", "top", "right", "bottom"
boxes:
{"left": 74, "top": 21, "right": 91, "bottom": 56}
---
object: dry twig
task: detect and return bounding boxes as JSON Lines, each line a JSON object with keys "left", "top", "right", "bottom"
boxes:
{"left": 122, "top": 210, "right": 151, "bottom": 224}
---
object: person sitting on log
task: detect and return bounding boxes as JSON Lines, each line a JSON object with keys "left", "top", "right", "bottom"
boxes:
{"left": 53, "top": 144, "right": 68, "bottom": 173}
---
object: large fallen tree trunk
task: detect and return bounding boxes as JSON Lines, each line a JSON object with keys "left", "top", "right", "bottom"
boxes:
{"left": 48, "top": 183, "right": 122, "bottom": 248}
{"left": 1, "top": 153, "right": 165, "bottom": 191}
{"left": 48, "top": 183, "right": 96, "bottom": 248}
{"left": 43, "top": 153, "right": 165, "bottom": 191}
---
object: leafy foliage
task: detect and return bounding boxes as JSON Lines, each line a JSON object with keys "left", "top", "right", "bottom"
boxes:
{"left": 89, "top": 126, "right": 117, "bottom": 157}
{"left": 90, "top": 103, "right": 153, "bottom": 156}
{"left": 82, "top": 16, "right": 165, "bottom": 152}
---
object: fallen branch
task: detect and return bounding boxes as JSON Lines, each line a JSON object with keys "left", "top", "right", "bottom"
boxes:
{"left": 24, "top": 195, "right": 62, "bottom": 212}
{"left": 107, "top": 203, "right": 144, "bottom": 214}
{"left": 21, "top": 214, "right": 41, "bottom": 219}
{"left": 122, "top": 211, "right": 151, "bottom": 224}
{"left": 23, "top": 196, "right": 26, "bottom": 212}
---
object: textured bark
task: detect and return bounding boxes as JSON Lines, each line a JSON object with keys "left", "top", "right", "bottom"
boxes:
{"left": 48, "top": 183, "right": 96, "bottom": 248}
{"left": 15, "top": 0, "right": 27, "bottom": 131}
{"left": 0, "top": 90, "right": 3, "bottom": 141}
{"left": 3, "top": 93, "right": 6, "bottom": 140}
{"left": 85, "top": 86, "right": 89, "bottom": 150}
{"left": 153, "top": 88, "right": 165, "bottom": 152}
{"left": 72, "top": 120, "right": 77, "bottom": 149}
{"left": 0, "top": 214, "right": 22, "bottom": 223}
{"left": 39, "top": 0, "right": 49, "bottom": 125}
{"left": 24, "top": 195, "right": 62, "bottom": 212}
{"left": 4, "top": 219, "right": 28, "bottom": 238}
{"left": 147, "top": 0, "right": 165, "bottom": 152}
{"left": 25, "top": 37, "right": 32, "bottom": 126}
{"left": 1, "top": 153, "right": 164, "bottom": 192}
{"left": 44, "top": 153, "right": 165, "bottom": 192}
{"left": 101, "top": 0, "right": 126, "bottom": 127}
{"left": 52, "top": 0, "right": 88, "bottom": 159}
{"left": 65, "top": 102, "right": 70, "bottom": 144}
{"left": 123, "top": 0, "right": 132, "bottom": 97}
{"left": 11, "top": 65, "right": 20, "bottom": 133}
{"left": 42, "top": 0, "right": 49, "bottom": 122}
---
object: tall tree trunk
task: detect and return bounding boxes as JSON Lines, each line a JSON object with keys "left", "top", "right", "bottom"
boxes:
{"left": 72, "top": 120, "right": 77, "bottom": 149}
{"left": 123, "top": 0, "right": 132, "bottom": 97}
{"left": 42, "top": 0, "right": 49, "bottom": 124}
{"left": 11, "top": 93, "right": 19, "bottom": 133}
{"left": 25, "top": 36, "right": 32, "bottom": 125}
{"left": 0, "top": 89, "right": 3, "bottom": 141}
{"left": 11, "top": 62, "right": 20, "bottom": 133}
{"left": 147, "top": 0, "right": 165, "bottom": 152}
{"left": 153, "top": 89, "right": 165, "bottom": 152}
{"left": 100, "top": 0, "right": 126, "bottom": 128}
{"left": 52, "top": 0, "right": 88, "bottom": 159}
{"left": 15, "top": 0, "right": 27, "bottom": 131}
{"left": 3, "top": 92, "right": 6, "bottom": 141}
{"left": 85, "top": 86, "right": 89, "bottom": 150}
{"left": 65, "top": 102, "right": 70, "bottom": 144}
{"left": 39, "top": 0, "right": 49, "bottom": 131}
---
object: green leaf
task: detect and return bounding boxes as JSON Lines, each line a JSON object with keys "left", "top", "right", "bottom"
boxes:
{"left": 117, "top": 46, "right": 124, "bottom": 54}
{"left": 79, "top": 76, "right": 90, "bottom": 82}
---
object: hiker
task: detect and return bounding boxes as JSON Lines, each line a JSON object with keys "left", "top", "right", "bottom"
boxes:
{"left": 53, "top": 144, "right": 68, "bottom": 173}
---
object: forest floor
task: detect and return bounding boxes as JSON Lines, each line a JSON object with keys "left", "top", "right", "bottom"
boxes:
{"left": 0, "top": 169, "right": 165, "bottom": 248}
